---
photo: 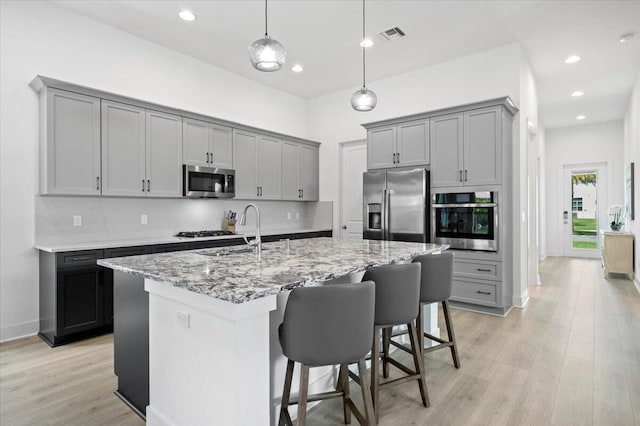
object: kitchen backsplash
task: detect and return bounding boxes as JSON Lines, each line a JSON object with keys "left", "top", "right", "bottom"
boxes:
{"left": 36, "top": 196, "right": 333, "bottom": 244}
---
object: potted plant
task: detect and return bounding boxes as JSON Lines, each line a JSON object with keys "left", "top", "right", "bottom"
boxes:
{"left": 608, "top": 204, "right": 626, "bottom": 231}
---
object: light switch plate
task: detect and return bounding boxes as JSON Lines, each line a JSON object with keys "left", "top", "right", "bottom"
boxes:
{"left": 141, "top": 214, "right": 148, "bottom": 225}
{"left": 176, "top": 311, "right": 190, "bottom": 329}
{"left": 287, "top": 212, "right": 292, "bottom": 220}
{"left": 73, "top": 215, "right": 82, "bottom": 227}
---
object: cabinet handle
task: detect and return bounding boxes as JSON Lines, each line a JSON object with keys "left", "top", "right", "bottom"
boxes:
{"left": 209, "top": 153, "right": 213, "bottom": 164}
{"left": 260, "top": 186, "right": 263, "bottom": 196}
{"left": 257, "top": 186, "right": 260, "bottom": 196}
{"left": 476, "top": 268, "right": 492, "bottom": 272}
{"left": 459, "top": 170, "right": 463, "bottom": 181}
{"left": 142, "top": 179, "right": 145, "bottom": 192}
{"left": 147, "top": 179, "right": 150, "bottom": 192}
{"left": 96, "top": 176, "right": 100, "bottom": 191}
{"left": 396, "top": 152, "right": 400, "bottom": 164}
{"left": 464, "top": 169, "right": 468, "bottom": 181}
{"left": 476, "top": 291, "right": 492, "bottom": 295}
{"left": 71, "top": 256, "right": 93, "bottom": 262}
{"left": 206, "top": 152, "right": 210, "bottom": 163}
{"left": 301, "top": 189, "right": 304, "bottom": 198}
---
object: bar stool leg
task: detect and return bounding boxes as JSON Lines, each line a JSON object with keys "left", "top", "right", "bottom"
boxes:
{"left": 279, "top": 360, "right": 294, "bottom": 426}
{"left": 339, "top": 363, "right": 352, "bottom": 424}
{"left": 408, "top": 321, "right": 430, "bottom": 408}
{"left": 371, "top": 326, "right": 381, "bottom": 422}
{"left": 382, "top": 327, "right": 391, "bottom": 379}
{"left": 417, "top": 302, "right": 425, "bottom": 355}
{"left": 298, "top": 364, "right": 310, "bottom": 426}
{"left": 442, "top": 300, "right": 461, "bottom": 368}
{"left": 357, "top": 357, "right": 377, "bottom": 426}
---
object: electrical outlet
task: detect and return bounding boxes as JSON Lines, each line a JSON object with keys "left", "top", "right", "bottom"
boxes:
{"left": 176, "top": 311, "right": 190, "bottom": 329}
{"left": 141, "top": 214, "right": 148, "bottom": 225}
{"left": 287, "top": 212, "right": 292, "bottom": 220}
{"left": 73, "top": 215, "right": 82, "bottom": 227}
{"left": 295, "top": 212, "right": 300, "bottom": 219}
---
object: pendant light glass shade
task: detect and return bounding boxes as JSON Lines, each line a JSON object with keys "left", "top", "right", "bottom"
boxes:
{"left": 249, "top": 0, "right": 285, "bottom": 72}
{"left": 249, "top": 35, "right": 286, "bottom": 71}
{"left": 351, "top": 87, "right": 377, "bottom": 111}
{"left": 352, "top": 0, "right": 376, "bottom": 111}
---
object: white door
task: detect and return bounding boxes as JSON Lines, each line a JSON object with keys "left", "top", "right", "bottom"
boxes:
{"left": 562, "top": 163, "right": 608, "bottom": 258}
{"left": 341, "top": 140, "right": 367, "bottom": 239}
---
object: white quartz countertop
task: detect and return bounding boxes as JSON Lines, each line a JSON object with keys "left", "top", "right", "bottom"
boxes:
{"left": 98, "top": 237, "right": 448, "bottom": 304}
{"left": 35, "top": 228, "right": 331, "bottom": 252}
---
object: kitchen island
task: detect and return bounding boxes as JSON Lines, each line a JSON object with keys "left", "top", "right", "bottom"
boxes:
{"left": 98, "top": 237, "right": 447, "bottom": 426}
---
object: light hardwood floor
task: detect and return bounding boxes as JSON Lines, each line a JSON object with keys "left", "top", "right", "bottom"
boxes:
{"left": 1, "top": 257, "right": 639, "bottom": 425}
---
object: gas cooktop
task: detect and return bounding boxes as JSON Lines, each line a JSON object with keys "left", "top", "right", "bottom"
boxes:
{"left": 174, "top": 230, "right": 236, "bottom": 238}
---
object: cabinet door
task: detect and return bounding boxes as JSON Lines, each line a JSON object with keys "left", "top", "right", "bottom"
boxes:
{"left": 464, "top": 107, "right": 502, "bottom": 186}
{"left": 299, "top": 144, "right": 318, "bottom": 201}
{"left": 232, "top": 129, "right": 259, "bottom": 199}
{"left": 44, "top": 89, "right": 101, "bottom": 195}
{"left": 258, "top": 135, "right": 282, "bottom": 200}
{"left": 182, "top": 118, "right": 209, "bottom": 166}
{"left": 57, "top": 267, "right": 104, "bottom": 336}
{"left": 146, "top": 110, "right": 182, "bottom": 197}
{"left": 209, "top": 124, "right": 233, "bottom": 169}
{"left": 397, "top": 120, "right": 429, "bottom": 167}
{"left": 101, "top": 100, "right": 146, "bottom": 196}
{"left": 281, "top": 140, "right": 300, "bottom": 200}
{"left": 367, "top": 126, "right": 396, "bottom": 169}
{"left": 430, "top": 113, "right": 464, "bottom": 187}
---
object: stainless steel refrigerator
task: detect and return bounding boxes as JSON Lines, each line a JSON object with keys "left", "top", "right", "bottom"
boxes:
{"left": 363, "top": 168, "right": 430, "bottom": 242}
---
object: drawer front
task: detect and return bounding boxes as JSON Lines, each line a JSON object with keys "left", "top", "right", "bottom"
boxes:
{"left": 104, "top": 246, "right": 152, "bottom": 258}
{"left": 453, "top": 259, "right": 501, "bottom": 281}
{"left": 451, "top": 279, "right": 497, "bottom": 307}
{"left": 58, "top": 250, "right": 104, "bottom": 268}
{"left": 151, "top": 243, "right": 190, "bottom": 254}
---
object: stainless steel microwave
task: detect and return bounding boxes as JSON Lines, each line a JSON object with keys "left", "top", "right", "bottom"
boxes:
{"left": 183, "top": 165, "right": 235, "bottom": 198}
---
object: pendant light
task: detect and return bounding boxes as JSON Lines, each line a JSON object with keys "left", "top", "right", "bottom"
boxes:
{"left": 249, "top": 0, "right": 286, "bottom": 72}
{"left": 351, "top": 0, "right": 377, "bottom": 111}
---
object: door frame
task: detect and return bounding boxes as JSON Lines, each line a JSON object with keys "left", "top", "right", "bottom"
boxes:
{"left": 560, "top": 160, "right": 611, "bottom": 258}
{"left": 339, "top": 139, "right": 367, "bottom": 239}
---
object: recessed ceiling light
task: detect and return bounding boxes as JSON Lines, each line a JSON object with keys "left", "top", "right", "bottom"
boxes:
{"left": 564, "top": 55, "right": 581, "bottom": 64}
{"left": 576, "top": 115, "right": 586, "bottom": 120}
{"left": 619, "top": 33, "right": 634, "bottom": 43}
{"left": 572, "top": 91, "right": 584, "bottom": 97}
{"left": 360, "top": 38, "right": 374, "bottom": 48}
{"left": 291, "top": 64, "right": 303, "bottom": 73}
{"left": 179, "top": 10, "right": 196, "bottom": 22}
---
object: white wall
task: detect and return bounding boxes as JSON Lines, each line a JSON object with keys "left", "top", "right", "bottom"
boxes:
{"left": 623, "top": 70, "right": 640, "bottom": 286}
{"left": 0, "top": 1, "right": 311, "bottom": 341}
{"left": 538, "top": 126, "right": 547, "bottom": 259}
{"left": 544, "top": 121, "right": 625, "bottom": 256}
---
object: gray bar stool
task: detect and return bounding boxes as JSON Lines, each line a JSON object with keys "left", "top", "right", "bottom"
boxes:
{"left": 413, "top": 252, "right": 460, "bottom": 367}
{"left": 278, "top": 282, "right": 377, "bottom": 426}
{"left": 354, "top": 263, "right": 429, "bottom": 421}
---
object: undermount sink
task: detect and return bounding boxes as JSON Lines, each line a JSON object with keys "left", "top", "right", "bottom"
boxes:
{"left": 199, "top": 247, "right": 268, "bottom": 257}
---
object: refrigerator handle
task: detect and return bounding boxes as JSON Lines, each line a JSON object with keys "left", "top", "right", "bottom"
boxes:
{"left": 384, "top": 189, "right": 392, "bottom": 239}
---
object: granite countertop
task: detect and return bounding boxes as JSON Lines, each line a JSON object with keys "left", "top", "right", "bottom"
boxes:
{"left": 98, "top": 237, "right": 448, "bottom": 304}
{"left": 35, "top": 228, "right": 331, "bottom": 253}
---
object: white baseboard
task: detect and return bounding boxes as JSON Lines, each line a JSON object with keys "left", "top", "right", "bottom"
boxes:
{"left": 513, "top": 292, "right": 530, "bottom": 308}
{"left": 0, "top": 320, "right": 38, "bottom": 343}
{"left": 634, "top": 276, "right": 640, "bottom": 294}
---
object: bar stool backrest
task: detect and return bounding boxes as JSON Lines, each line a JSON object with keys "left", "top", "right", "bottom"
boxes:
{"left": 362, "top": 263, "right": 421, "bottom": 327}
{"left": 280, "top": 281, "right": 375, "bottom": 367}
{"left": 412, "top": 252, "right": 454, "bottom": 303}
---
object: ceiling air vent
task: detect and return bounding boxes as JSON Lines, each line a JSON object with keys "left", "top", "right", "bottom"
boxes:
{"left": 378, "top": 27, "right": 406, "bottom": 41}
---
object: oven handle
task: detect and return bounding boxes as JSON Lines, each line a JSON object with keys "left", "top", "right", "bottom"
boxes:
{"left": 432, "top": 203, "right": 498, "bottom": 208}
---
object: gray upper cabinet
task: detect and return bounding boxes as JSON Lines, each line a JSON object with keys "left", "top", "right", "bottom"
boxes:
{"left": 430, "top": 106, "right": 502, "bottom": 187}
{"left": 463, "top": 106, "right": 502, "bottom": 186}
{"left": 430, "top": 113, "right": 464, "bottom": 187}
{"left": 281, "top": 141, "right": 319, "bottom": 201}
{"left": 101, "top": 100, "right": 146, "bottom": 196}
{"left": 40, "top": 88, "right": 101, "bottom": 195}
{"left": 233, "top": 129, "right": 282, "bottom": 200}
{"left": 183, "top": 118, "right": 232, "bottom": 169}
{"left": 367, "top": 120, "right": 429, "bottom": 170}
{"left": 145, "top": 110, "right": 182, "bottom": 197}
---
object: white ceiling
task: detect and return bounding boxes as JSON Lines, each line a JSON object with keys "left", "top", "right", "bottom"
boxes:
{"left": 55, "top": 1, "right": 640, "bottom": 129}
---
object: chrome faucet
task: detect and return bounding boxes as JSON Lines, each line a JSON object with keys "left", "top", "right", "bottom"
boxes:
{"left": 239, "top": 203, "right": 261, "bottom": 255}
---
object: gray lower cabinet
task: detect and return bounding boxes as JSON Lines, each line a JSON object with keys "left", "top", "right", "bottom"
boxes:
{"left": 101, "top": 100, "right": 182, "bottom": 197}
{"left": 182, "top": 118, "right": 232, "bottom": 169}
{"left": 367, "top": 120, "right": 429, "bottom": 170}
{"left": 430, "top": 106, "right": 503, "bottom": 187}
{"left": 282, "top": 141, "right": 319, "bottom": 201}
{"left": 449, "top": 255, "right": 506, "bottom": 310}
{"left": 233, "top": 129, "right": 282, "bottom": 200}
{"left": 39, "top": 88, "right": 101, "bottom": 195}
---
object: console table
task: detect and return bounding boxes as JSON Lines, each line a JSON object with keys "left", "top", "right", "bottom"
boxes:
{"left": 602, "top": 231, "right": 634, "bottom": 279}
